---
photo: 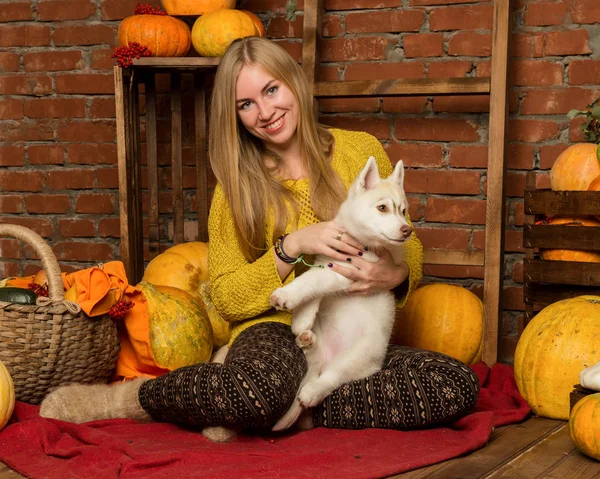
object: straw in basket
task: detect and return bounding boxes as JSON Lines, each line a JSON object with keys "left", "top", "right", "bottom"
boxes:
{"left": 0, "top": 224, "right": 120, "bottom": 405}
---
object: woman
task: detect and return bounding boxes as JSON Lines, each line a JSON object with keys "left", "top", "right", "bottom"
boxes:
{"left": 40, "top": 37, "right": 479, "bottom": 434}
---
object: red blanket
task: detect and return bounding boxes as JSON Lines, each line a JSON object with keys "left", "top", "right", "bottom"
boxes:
{"left": 0, "top": 363, "right": 529, "bottom": 479}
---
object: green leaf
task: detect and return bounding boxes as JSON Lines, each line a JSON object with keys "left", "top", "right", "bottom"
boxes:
{"left": 596, "top": 144, "right": 600, "bottom": 162}
{"left": 567, "top": 109, "right": 584, "bottom": 120}
{"left": 591, "top": 106, "right": 600, "bottom": 119}
{"left": 285, "top": 0, "right": 297, "bottom": 21}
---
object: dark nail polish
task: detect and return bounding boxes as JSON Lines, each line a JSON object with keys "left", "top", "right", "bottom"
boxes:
{"left": 358, "top": 251, "right": 363, "bottom": 256}
{"left": 346, "top": 258, "right": 351, "bottom": 262}
{"left": 328, "top": 263, "right": 333, "bottom": 268}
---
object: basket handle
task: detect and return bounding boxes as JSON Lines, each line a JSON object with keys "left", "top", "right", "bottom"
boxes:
{"left": 0, "top": 224, "right": 79, "bottom": 312}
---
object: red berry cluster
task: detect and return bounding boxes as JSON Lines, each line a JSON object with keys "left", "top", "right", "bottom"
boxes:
{"left": 134, "top": 2, "right": 166, "bottom": 15}
{"left": 108, "top": 298, "right": 135, "bottom": 320}
{"left": 28, "top": 282, "right": 49, "bottom": 297}
{"left": 112, "top": 42, "right": 152, "bottom": 68}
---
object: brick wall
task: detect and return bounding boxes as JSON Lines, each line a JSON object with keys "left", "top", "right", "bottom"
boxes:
{"left": 1, "top": 0, "right": 599, "bottom": 361}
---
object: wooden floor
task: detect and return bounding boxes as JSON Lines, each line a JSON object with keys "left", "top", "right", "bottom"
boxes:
{"left": 0, "top": 417, "right": 598, "bottom": 478}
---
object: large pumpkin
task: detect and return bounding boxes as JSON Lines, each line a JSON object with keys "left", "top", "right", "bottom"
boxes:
{"left": 550, "top": 143, "right": 600, "bottom": 191}
{"left": 392, "top": 283, "right": 483, "bottom": 364}
{"left": 241, "top": 10, "right": 266, "bottom": 37}
{"left": 138, "top": 282, "right": 213, "bottom": 371}
{"left": 118, "top": 14, "right": 191, "bottom": 57}
{"left": 160, "top": 0, "right": 236, "bottom": 15}
{"left": 514, "top": 295, "right": 600, "bottom": 419}
{"left": 539, "top": 216, "right": 600, "bottom": 263}
{"left": 569, "top": 393, "right": 600, "bottom": 460}
{"left": 191, "top": 9, "right": 257, "bottom": 57}
{"left": 0, "top": 360, "right": 14, "bottom": 430}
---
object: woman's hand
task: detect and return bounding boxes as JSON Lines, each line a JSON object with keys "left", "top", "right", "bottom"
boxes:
{"left": 330, "top": 248, "right": 409, "bottom": 295}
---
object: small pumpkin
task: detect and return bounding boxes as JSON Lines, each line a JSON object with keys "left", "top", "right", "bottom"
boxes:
{"left": 118, "top": 14, "right": 191, "bottom": 57}
{"left": 550, "top": 143, "right": 600, "bottom": 191}
{"left": 514, "top": 295, "right": 600, "bottom": 419}
{"left": 0, "top": 360, "right": 15, "bottom": 431}
{"left": 191, "top": 9, "right": 257, "bottom": 57}
{"left": 138, "top": 282, "right": 213, "bottom": 371}
{"left": 539, "top": 216, "right": 600, "bottom": 263}
{"left": 569, "top": 393, "right": 600, "bottom": 460}
{"left": 241, "top": 10, "right": 266, "bottom": 37}
{"left": 391, "top": 283, "right": 483, "bottom": 365}
{"left": 160, "top": 0, "right": 235, "bottom": 16}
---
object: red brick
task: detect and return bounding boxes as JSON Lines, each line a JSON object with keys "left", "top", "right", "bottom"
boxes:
{"left": 67, "top": 144, "right": 117, "bottom": 165}
{"left": 28, "top": 145, "right": 64, "bottom": 165}
{"left": 395, "top": 118, "right": 479, "bottom": 141}
{"left": 75, "top": 194, "right": 115, "bottom": 214}
{"left": 318, "top": 98, "right": 381, "bottom": 113}
{"left": 0, "top": 171, "right": 44, "bottom": 192}
{"left": 573, "top": 0, "right": 600, "bottom": 24}
{"left": 432, "top": 95, "right": 490, "bottom": 113}
{"left": 46, "top": 169, "right": 95, "bottom": 190}
{"left": 430, "top": 5, "right": 493, "bottom": 31}
{"left": 448, "top": 32, "right": 491, "bottom": 57}
{"left": 91, "top": 49, "right": 115, "bottom": 70}
{"left": 405, "top": 169, "right": 481, "bottom": 195}
{"left": 54, "top": 24, "right": 115, "bottom": 47}
{"left": 58, "top": 219, "right": 96, "bottom": 237}
{"left": 266, "top": 16, "right": 302, "bottom": 38}
{"left": 513, "top": 202, "right": 525, "bottom": 227}
{"left": 524, "top": 2, "right": 567, "bottom": 26}
{"left": 0, "top": 239, "right": 21, "bottom": 259}
{"left": 511, "top": 33, "right": 545, "bottom": 58}
{"left": 0, "top": 217, "right": 53, "bottom": 237}
{"left": 404, "top": 33, "right": 443, "bottom": 58}
{"left": 382, "top": 97, "right": 428, "bottom": 114}
{"left": 0, "top": 2, "right": 33, "bottom": 22}
{"left": 53, "top": 241, "right": 114, "bottom": 262}
{"left": 512, "top": 60, "right": 563, "bottom": 86}
{"left": 383, "top": 143, "right": 444, "bottom": 168}
{"left": 323, "top": 15, "right": 344, "bottom": 37}
{"left": 507, "top": 144, "right": 535, "bottom": 170}
{"left": 90, "top": 98, "right": 117, "bottom": 118}
{"left": 345, "top": 62, "right": 425, "bottom": 80}
{"left": 503, "top": 286, "right": 525, "bottom": 311}
{"left": 545, "top": 30, "right": 591, "bottom": 56}
{"left": 512, "top": 260, "right": 523, "bottom": 283}
{"left": 425, "top": 198, "right": 487, "bottom": 224}
{"left": 411, "top": 0, "right": 483, "bottom": 4}
{"left": 408, "top": 197, "right": 423, "bottom": 221}
{"left": 101, "top": 0, "right": 160, "bottom": 19}
{"left": 0, "top": 75, "right": 52, "bottom": 95}
{"left": 321, "top": 37, "right": 390, "bottom": 62}
{"left": 521, "top": 88, "right": 597, "bottom": 115}
{"left": 416, "top": 226, "right": 470, "bottom": 250}
{"left": 25, "top": 195, "right": 71, "bottom": 214}
{"left": 0, "top": 146, "right": 25, "bottom": 167}
{"left": 96, "top": 168, "right": 118, "bottom": 188}
{"left": 0, "top": 121, "right": 55, "bottom": 142}
{"left": 319, "top": 116, "right": 391, "bottom": 139}
{"left": 56, "top": 74, "right": 115, "bottom": 94}
{"left": 56, "top": 121, "right": 116, "bottom": 142}
{"left": 0, "top": 99, "right": 23, "bottom": 120}
{"left": 0, "top": 53, "right": 20, "bottom": 73}
{"left": 422, "top": 264, "right": 484, "bottom": 280}
{"left": 24, "top": 98, "right": 86, "bottom": 119}
{"left": 346, "top": 10, "right": 424, "bottom": 33}
{"left": 23, "top": 51, "right": 84, "bottom": 72}
{"left": 428, "top": 61, "right": 473, "bottom": 78}
{"left": 570, "top": 117, "right": 587, "bottom": 142}
{"left": 503, "top": 171, "right": 526, "bottom": 198}
{"left": 38, "top": 0, "right": 96, "bottom": 20}
{"left": 449, "top": 145, "right": 488, "bottom": 168}
{"left": 273, "top": 41, "right": 302, "bottom": 63}
{"left": 539, "top": 144, "right": 568, "bottom": 170}
{"left": 508, "top": 119, "right": 560, "bottom": 142}
{"left": 98, "top": 218, "right": 120, "bottom": 237}
{"left": 0, "top": 25, "right": 51, "bottom": 47}
{"left": 568, "top": 60, "right": 600, "bottom": 85}
{"left": 0, "top": 262, "right": 21, "bottom": 278}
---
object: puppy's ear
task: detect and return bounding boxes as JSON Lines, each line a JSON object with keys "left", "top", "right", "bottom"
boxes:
{"left": 352, "top": 156, "right": 380, "bottom": 194}
{"left": 390, "top": 160, "right": 405, "bottom": 188}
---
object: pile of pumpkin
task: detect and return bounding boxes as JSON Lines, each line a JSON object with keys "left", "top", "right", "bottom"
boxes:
{"left": 117, "top": 1, "right": 265, "bottom": 62}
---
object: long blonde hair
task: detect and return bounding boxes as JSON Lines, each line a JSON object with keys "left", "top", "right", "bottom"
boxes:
{"left": 209, "top": 37, "right": 346, "bottom": 262}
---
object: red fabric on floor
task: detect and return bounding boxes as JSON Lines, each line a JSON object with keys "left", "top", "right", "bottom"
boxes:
{"left": 0, "top": 363, "right": 529, "bottom": 479}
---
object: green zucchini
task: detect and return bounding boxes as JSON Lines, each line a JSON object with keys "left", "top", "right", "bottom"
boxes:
{"left": 0, "top": 287, "right": 38, "bottom": 305}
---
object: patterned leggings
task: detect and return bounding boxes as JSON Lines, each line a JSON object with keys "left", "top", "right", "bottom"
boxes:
{"left": 138, "top": 322, "right": 480, "bottom": 430}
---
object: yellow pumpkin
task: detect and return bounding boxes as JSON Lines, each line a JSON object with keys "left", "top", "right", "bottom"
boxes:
{"left": 241, "top": 10, "right": 266, "bottom": 37}
{"left": 570, "top": 393, "right": 600, "bottom": 460}
{"left": 118, "top": 14, "right": 191, "bottom": 57}
{"left": 514, "top": 296, "right": 600, "bottom": 419}
{"left": 550, "top": 143, "right": 600, "bottom": 191}
{"left": 138, "top": 282, "right": 213, "bottom": 371}
{"left": 0, "top": 360, "right": 15, "bottom": 430}
{"left": 391, "top": 283, "right": 483, "bottom": 364}
{"left": 161, "top": 0, "right": 235, "bottom": 15}
{"left": 540, "top": 216, "right": 600, "bottom": 263}
{"left": 191, "top": 9, "right": 257, "bottom": 57}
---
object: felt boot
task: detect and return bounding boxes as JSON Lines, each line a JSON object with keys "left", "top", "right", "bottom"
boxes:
{"left": 39, "top": 378, "right": 153, "bottom": 424}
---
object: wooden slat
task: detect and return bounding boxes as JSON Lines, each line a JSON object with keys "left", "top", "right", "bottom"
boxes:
{"left": 524, "top": 258, "right": 600, "bottom": 287}
{"left": 146, "top": 73, "right": 160, "bottom": 260}
{"left": 423, "top": 248, "right": 485, "bottom": 266}
{"left": 170, "top": 72, "right": 184, "bottom": 245}
{"left": 132, "top": 57, "right": 221, "bottom": 68}
{"left": 481, "top": 0, "right": 511, "bottom": 366}
{"left": 313, "top": 77, "right": 490, "bottom": 97}
{"left": 524, "top": 172, "right": 537, "bottom": 327}
{"left": 194, "top": 71, "right": 209, "bottom": 242}
{"left": 541, "top": 448, "right": 600, "bottom": 479}
{"left": 525, "top": 282, "right": 600, "bottom": 306}
{"left": 301, "top": 0, "right": 322, "bottom": 97}
{"left": 524, "top": 225, "right": 600, "bottom": 250}
{"left": 524, "top": 190, "right": 600, "bottom": 216}
{"left": 130, "top": 77, "right": 143, "bottom": 282}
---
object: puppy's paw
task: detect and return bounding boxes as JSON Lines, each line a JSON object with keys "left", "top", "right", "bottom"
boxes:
{"left": 298, "top": 382, "right": 325, "bottom": 409}
{"left": 270, "top": 287, "right": 296, "bottom": 311}
{"left": 296, "top": 330, "right": 315, "bottom": 349}
{"left": 202, "top": 426, "right": 237, "bottom": 443}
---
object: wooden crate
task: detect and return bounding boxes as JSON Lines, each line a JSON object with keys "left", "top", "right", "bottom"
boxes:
{"left": 523, "top": 171, "right": 600, "bottom": 324}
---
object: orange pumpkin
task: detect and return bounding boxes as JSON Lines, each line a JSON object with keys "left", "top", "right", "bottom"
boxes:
{"left": 550, "top": 143, "right": 600, "bottom": 191}
{"left": 539, "top": 216, "right": 600, "bottom": 263}
{"left": 191, "top": 9, "right": 257, "bottom": 57}
{"left": 118, "top": 14, "right": 191, "bottom": 57}
{"left": 241, "top": 10, "right": 266, "bottom": 37}
{"left": 160, "top": 0, "right": 235, "bottom": 15}
{"left": 588, "top": 175, "right": 600, "bottom": 222}
{"left": 0, "top": 360, "right": 14, "bottom": 431}
{"left": 570, "top": 393, "right": 600, "bottom": 460}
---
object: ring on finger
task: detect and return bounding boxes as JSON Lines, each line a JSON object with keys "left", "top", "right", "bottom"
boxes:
{"left": 335, "top": 231, "right": 344, "bottom": 241}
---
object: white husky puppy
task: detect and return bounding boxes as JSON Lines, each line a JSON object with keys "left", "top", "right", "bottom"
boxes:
{"left": 270, "top": 156, "right": 412, "bottom": 431}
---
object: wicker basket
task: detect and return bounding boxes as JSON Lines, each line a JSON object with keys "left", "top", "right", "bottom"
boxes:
{"left": 0, "top": 224, "right": 121, "bottom": 405}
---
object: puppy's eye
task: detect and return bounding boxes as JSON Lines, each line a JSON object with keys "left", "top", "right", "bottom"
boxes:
{"left": 377, "top": 205, "right": 387, "bottom": 212}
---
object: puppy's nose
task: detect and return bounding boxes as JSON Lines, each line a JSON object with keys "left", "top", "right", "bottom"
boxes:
{"left": 400, "top": 225, "right": 412, "bottom": 239}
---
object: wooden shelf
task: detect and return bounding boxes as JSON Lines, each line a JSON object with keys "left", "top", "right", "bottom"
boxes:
{"left": 131, "top": 57, "right": 221, "bottom": 69}
{"left": 524, "top": 189, "right": 600, "bottom": 216}
{"left": 524, "top": 224, "right": 600, "bottom": 250}
{"left": 524, "top": 258, "right": 600, "bottom": 287}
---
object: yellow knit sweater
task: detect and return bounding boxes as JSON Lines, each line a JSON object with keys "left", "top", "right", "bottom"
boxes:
{"left": 208, "top": 128, "right": 424, "bottom": 345}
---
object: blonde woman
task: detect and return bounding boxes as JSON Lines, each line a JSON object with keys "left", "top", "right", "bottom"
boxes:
{"left": 40, "top": 37, "right": 479, "bottom": 435}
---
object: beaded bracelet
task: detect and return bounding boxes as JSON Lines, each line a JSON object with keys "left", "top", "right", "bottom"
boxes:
{"left": 274, "top": 234, "right": 324, "bottom": 269}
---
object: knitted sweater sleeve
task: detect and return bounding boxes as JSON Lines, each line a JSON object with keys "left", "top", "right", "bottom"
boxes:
{"left": 207, "top": 185, "right": 285, "bottom": 323}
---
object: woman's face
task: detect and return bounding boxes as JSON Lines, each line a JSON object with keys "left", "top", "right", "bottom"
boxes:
{"left": 235, "top": 64, "right": 299, "bottom": 153}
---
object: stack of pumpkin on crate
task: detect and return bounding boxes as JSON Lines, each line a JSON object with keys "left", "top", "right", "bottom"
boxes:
{"left": 514, "top": 102, "right": 600, "bottom": 461}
